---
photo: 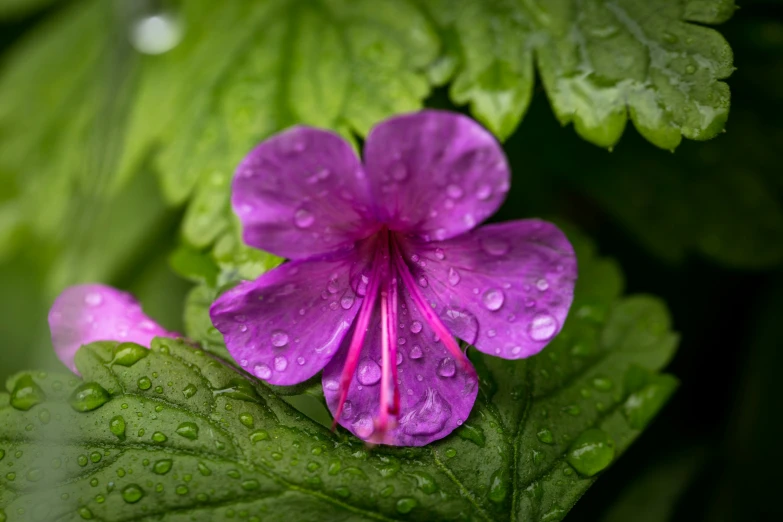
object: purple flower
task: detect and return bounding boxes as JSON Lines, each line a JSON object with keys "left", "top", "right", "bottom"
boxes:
{"left": 48, "top": 284, "right": 177, "bottom": 374}
{"left": 210, "top": 110, "right": 577, "bottom": 446}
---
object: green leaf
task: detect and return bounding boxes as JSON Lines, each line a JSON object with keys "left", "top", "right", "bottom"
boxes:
{"left": 1, "top": 231, "right": 679, "bottom": 521}
{"left": 116, "top": 0, "right": 438, "bottom": 250}
{"left": 425, "top": 0, "right": 735, "bottom": 146}
{"left": 0, "top": 1, "right": 737, "bottom": 281}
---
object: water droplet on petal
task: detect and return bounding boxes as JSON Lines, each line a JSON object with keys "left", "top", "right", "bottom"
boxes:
{"left": 396, "top": 352, "right": 403, "bottom": 365}
{"left": 357, "top": 359, "right": 381, "bottom": 385}
{"left": 294, "top": 208, "right": 315, "bottom": 228}
{"left": 324, "top": 379, "right": 339, "bottom": 391}
{"left": 271, "top": 330, "right": 289, "bottom": 347}
{"left": 342, "top": 401, "right": 353, "bottom": 418}
{"left": 352, "top": 413, "right": 374, "bottom": 438}
{"left": 84, "top": 293, "right": 103, "bottom": 307}
{"left": 434, "top": 248, "right": 445, "bottom": 260}
{"left": 448, "top": 267, "right": 461, "bottom": 286}
{"left": 410, "top": 321, "right": 422, "bottom": 334}
{"left": 340, "top": 294, "right": 355, "bottom": 310}
{"left": 437, "top": 358, "right": 456, "bottom": 378}
{"left": 400, "top": 388, "right": 451, "bottom": 436}
{"left": 417, "top": 276, "right": 428, "bottom": 288}
{"left": 447, "top": 184, "right": 464, "bottom": 199}
{"left": 482, "top": 288, "right": 505, "bottom": 311}
{"left": 327, "top": 279, "right": 339, "bottom": 294}
{"left": 254, "top": 364, "right": 272, "bottom": 379}
{"left": 476, "top": 183, "right": 492, "bottom": 200}
{"left": 391, "top": 163, "right": 408, "bottom": 181}
{"left": 481, "top": 237, "right": 510, "bottom": 256}
{"left": 409, "top": 346, "right": 423, "bottom": 359}
{"left": 297, "top": 356, "right": 306, "bottom": 366}
{"left": 529, "top": 314, "right": 558, "bottom": 341}
{"left": 274, "top": 356, "right": 288, "bottom": 372}
{"left": 536, "top": 278, "right": 549, "bottom": 291}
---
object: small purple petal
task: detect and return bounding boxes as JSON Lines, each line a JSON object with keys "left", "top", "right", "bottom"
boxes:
{"left": 48, "top": 284, "right": 176, "bottom": 374}
{"left": 323, "top": 279, "right": 478, "bottom": 446}
{"left": 233, "top": 126, "right": 377, "bottom": 259}
{"left": 363, "top": 110, "right": 509, "bottom": 241}
{"left": 210, "top": 240, "right": 376, "bottom": 385}
{"left": 399, "top": 219, "right": 577, "bottom": 359}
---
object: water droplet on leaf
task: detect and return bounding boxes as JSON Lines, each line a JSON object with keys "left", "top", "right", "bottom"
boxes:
{"left": 566, "top": 429, "right": 615, "bottom": 476}
{"left": 69, "top": 383, "right": 110, "bottom": 412}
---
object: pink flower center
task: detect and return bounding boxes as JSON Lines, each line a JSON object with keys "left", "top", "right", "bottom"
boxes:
{"left": 331, "top": 227, "right": 472, "bottom": 443}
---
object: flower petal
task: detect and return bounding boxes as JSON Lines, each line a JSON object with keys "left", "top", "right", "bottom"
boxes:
{"left": 399, "top": 219, "right": 577, "bottom": 359}
{"left": 210, "top": 241, "right": 375, "bottom": 385}
{"left": 233, "top": 127, "right": 376, "bottom": 259}
{"left": 48, "top": 284, "right": 175, "bottom": 374}
{"left": 363, "top": 110, "right": 509, "bottom": 241}
{"left": 323, "top": 279, "right": 478, "bottom": 446}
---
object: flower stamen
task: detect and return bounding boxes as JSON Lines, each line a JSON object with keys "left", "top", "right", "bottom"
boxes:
{"left": 331, "top": 234, "right": 385, "bottom": 429}
{"left": 390, "top": 236, "right": 473, "bottom": 373}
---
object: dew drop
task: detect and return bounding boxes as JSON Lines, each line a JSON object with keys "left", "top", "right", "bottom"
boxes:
{"left": 176, "top": 422, "right": 199, "bottom": 440}
{"left": 270, "top": 330, "right": 289, "bottom": 347}
{"left": 10, "top": 375, "right": 46, "bottom": 411}
{"left": 481, "top": 237, "right": 510, "bottom": 256}
{"left": 566, "top": 429, "right": 615, "bottom": 477}
{"left": 112, "top": 343, "right": 149, "bottom": 366}
{"left": 436, "top": 358, "right": 456, "bottom": 378}
{"left": 121, "top": 484, "right": 144, "bottom": 504}
{"left": 401, "top": 388, "right": 451, "bottom": 435}
{"left": 537, "top": 428, "right": 554, "bottom": 444}
{"left": 84, "top": 292, "right": 103, "bottom": 306}
{"left": 390, "top": 163, "right": 408, "bottom": 181}
{"left": 153, "top": 459, "right": 173, "bottom": 475}
{"left": 482, "top": 288, "right": 505, "bottom": 311}
{"left": 129, "top": 12, "right": 183, "bottom": 55}
{"left": 297, "top": 356, "right": 306, "bottom": 366}
{"left": 183, "top": 383, "right": 198, "bottom": 398}
{"left": 340, "top": 294, "right": 355, "bottom": 310}
{"left": 409, "top": 346, "right": 423, "bottom": 359}
{"left": 254, "top": 364, "right": 272, "bottom": 379}
{"left": 434, "top": 248, "right": 445, "bottom": 260}
{"left": 396, "top": 497, "right": 418, "bottom": 514}
{"left": 410, "top": 321, "right": 423, "bottom": 334}
{"left": 152, "top": 431, "right": 168, "bottom": 443}
{"left": 529, "top": 313, "right": 558, "bottom": 341}
{"left": 274, "top": 356, "right": 288, "bottom": 372}
{"left": 250, "top": 430, "right": 269, "bottom": 443}
{"left": 448, "top": 267, "right": 461, "bottom": 286}
{"left": 294, "top": 208, "right": 315, "bottom": 228}
{"left": 110, "top": 416, "right": 126, "bottom": 441}
{"left": 137, "top": 377, "right": 152, "bottom": 390}
{"left": 69, "top": 383, "right": 111, "bottom": 412}
{"left": 357, "top": 359, "right": 381, "bottom": 385}
{"left": 446, "top": 184, "right": 464, "bottom": 199}
{"left": 476, "top": 183, "right": 492, "bottom": 200}
{"left": 417, "top": 276, "right": 428, "bottom": 288}
{"left": 488, "top": 468, "right": 509, "bottom": 503}
{"left": 352, "top": 413, "right": 374, "bottom": 438}
{"left": 536, "top": 278, "right": 549, "bottom": 291}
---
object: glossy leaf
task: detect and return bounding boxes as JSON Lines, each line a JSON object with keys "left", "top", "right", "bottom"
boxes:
{"left": 0, "top": 230, "right": 678, "bottom": 521}
{"left": 425, "top": 0, "right": 735, "bottom": 145}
